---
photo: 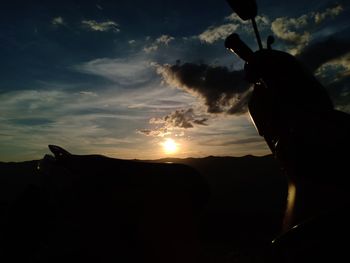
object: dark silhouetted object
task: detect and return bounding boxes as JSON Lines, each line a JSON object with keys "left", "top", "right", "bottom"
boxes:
{"left": 226, "top": 0, "right": 257, "bottom": 20}
{"left": 226, "top": 0, "right": 263, "bottom": 49}
{"left": 225, "top": 0, "right": 350, "bottom": 262}
{"left": 225, "top": 33, "right": 254, "bottom": 62}
{"left": 1, "top": 145, "right": 210, "bottom": 263}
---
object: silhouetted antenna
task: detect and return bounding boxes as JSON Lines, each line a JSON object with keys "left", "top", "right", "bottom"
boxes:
{"left": 251, "top": 19, "right": 263, "bottom": 50}
{"left": 267, "top": 35, "right": 275, "bottom": 50}
{"left": 226, "top": 0, "right": 263, "bottom": 50}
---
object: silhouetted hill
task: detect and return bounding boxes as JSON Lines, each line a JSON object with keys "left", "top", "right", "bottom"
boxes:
{"left": 147, "top": 155, "right": 288, "bottom": 251}
{"left": 0, "top": 155, "right": 287, "bottom": 262}
{"left": 0, "top": 160, "right": 38, "bottom": 204}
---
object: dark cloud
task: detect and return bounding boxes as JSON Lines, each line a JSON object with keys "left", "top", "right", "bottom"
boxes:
{"left": 157, "top": 63, "right": 250, "bottom": 114}
{"left": 227, "top": 89, "right": 253, "bottom": 115}
{"left": 136, "top": 128, "right": 169, "bottom": 137}
{"left": 138, "top": 108, "right": 208, "bottom": 137}
{"left": 297, "top": 32, "right": 350, "bottom": 112}
{"left": 298, "top": 36, "right": 350, "bottom": 72}
{"left": 163, "top": 108, "right": 208, "bottom": 129}
{"left": 270, "top": 4, "right": 344, "bottom": 55}
{"left": 326, "top": 76, "right": 350, "bottom": 112}
{"left": 156, "top": 34, "right": 350, "bottom": 117}
{"left": 193, "top": 118, "right": 209, "bottom": 125}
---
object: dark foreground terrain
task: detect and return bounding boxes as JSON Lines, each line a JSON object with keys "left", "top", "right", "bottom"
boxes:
{"left": 0, "top": 154, "right": 287, "bottom": 262}
{"left": 152, "top": 155, "right": 287, "bottom": 262}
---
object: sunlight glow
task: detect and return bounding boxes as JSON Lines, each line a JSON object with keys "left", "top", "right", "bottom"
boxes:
{"left": 162, "top": 138, "right": 178, "bottom": 154}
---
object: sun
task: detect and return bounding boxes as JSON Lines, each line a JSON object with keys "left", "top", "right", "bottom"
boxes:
{"left": 162, "top": 138, "right": 178, "bottom": 154}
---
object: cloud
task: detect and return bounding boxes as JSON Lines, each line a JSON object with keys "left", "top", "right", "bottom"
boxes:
{"left": 271, "top": 4, "right": 344, "bottom": 55}
{"left": 79, "top": 91, "right": 98, "bottom": 97}
{"left": 225, "top": 13, "right": 248, "bottom": 24}
{"left": 198, "top": 23, "right": 239, "bottom": 44}
{"left": 143, "top": 45, "right": 158, "bottom": 53}
{"left": 225, "top": 13, "right": 270, "bottom": 26}
{"left": 127, "top": 99, "right": 189, "bottom": 110}
{"left": 298, "top": 36, "right": 350, "bottom": 72}
{"left": 315, "top": 51, "right": 350, "bottom": 104}
{"left": 162, "top": 108, "right": 208, "bottom": 129}
{"left": 0, "top": 84, "right": 269, "bottom": 160}
{"left": 201, "top": 136, "right": 264, "bottom": 146}
{"left": 75, "top": 55, "right": 154, "bottom": 86}
{"left": 271, "top": 15, "right": 310, "bottom": 55}
{"left": 8, "top": 118, "right": 54, "bottom": 126}
{"left": 326, "top": 76, "right": 350, "bottom": 113}
{"left": 156, "top": 35, "right": 175, "bottom": 45}
{"left": 317, "top": 52, "right": 350, "bottom": 79}
{"left": 137, "top": 108, "right": 208, "bottom": 137}
{"left": 196, "top": 4, "right": 342, "bottom": 49}
{"left": 155, "top": 62, "right": 250, "bottom": 114}
{"left": 52, "top": 16, "right": 65, "bottom": 26}
{"left": 0, "top": 87, "right": 180, "bottom": 160}
{"left": 314, "top": 5, "right": 344, "bottom": 24}
{"left": 193, "top": 118, "right": 209, "bottom": 125}
{"left": 143, "top": 35, "right": 175, "bottom": 53}
{"left": 271, "top": 15, "right": 309, "bottom": 39}
{"left": 81, "top": 20, "right": 120, "bottom": 32}
{"left": 298, "top": 35, "right": 350, "bottom": 112}
{"left": 255, "top": 15, "right": 270, "bottom": 26}
{"left": 198, "top": 13, "right": 269, "bottom": 45}
{"left": 136, "top": 128, "right": 170, "bottom": 137}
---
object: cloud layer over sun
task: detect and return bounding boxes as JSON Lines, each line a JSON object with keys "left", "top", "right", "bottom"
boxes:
{"left": 0, "top": 0, "right": 349, "bottom": 161}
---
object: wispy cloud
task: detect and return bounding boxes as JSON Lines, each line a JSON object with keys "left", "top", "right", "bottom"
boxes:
{"left": 0, "top": 87, "right": 175, "bottom": 160}
{"left": 52, "top": 16, "right": 65, "bottom": 26}
{"left": 201, "top": 136, "right": 264, "bottom": 146}
{"left": 298, "top": 35, "right": 350, "bottom": 113}
{"left": 316, "top": 52, "right": 350, "bottom": 80}
{"left": 299, "top": 36, "right": 350, "bottom": 72}
{"left": 75, "top": 55, "right": 154, "bottom": 86}
{"left": 198, "top": 4, "right": 343, "bottom": 52}
{"left": 156, "top": 35, "right": 175, "bottom": 45}
{"left": 271, "top": 4, "right": 344, "bottom": 54}
{"left": 198, "top": 23, "right": 239, "bottom": 44}
{"left": 271, "top": 15, "right": 310, "bottom": 55}
{"left": 314, "top": 5, "right": 344, "bottom": 24}
{"left": 198, "top": 12, "right": 270, "bottom": 45}
{"left": 137, "top": 128, "right": 170, "bottom": 137}
{"left": 225, "top": 13, "right": 270, "bottom": 26}
{"left": 315, "top": 51, "right": 350, "bottom": 109}
{"left": 81, "top": 20, "right": 120, "bottom": 32}
{"left": 312, "top": 63, "right": 349, "bottom": 111}
{"left": 143, "top": 35, "right": 175, "bottom": 53}
{"left": 0, "top": 84, "right": 270, "bottom": 161}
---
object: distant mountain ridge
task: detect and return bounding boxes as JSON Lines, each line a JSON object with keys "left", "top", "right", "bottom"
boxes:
{"left": 0, "top": 154, "right": 272, "bottom": 163}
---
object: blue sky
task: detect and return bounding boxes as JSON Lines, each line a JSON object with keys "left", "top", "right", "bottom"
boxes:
{"left": 0, "top": 0, "right": 349, "bottom": 161}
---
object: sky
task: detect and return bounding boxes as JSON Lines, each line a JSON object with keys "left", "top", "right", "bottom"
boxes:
{"left": 0, "top": 0, "right": 349, "bottom": 161}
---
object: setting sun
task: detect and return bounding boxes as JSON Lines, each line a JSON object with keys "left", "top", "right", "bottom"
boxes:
{"left": 162, "top": 138, "right": 178, "bottom": 154}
